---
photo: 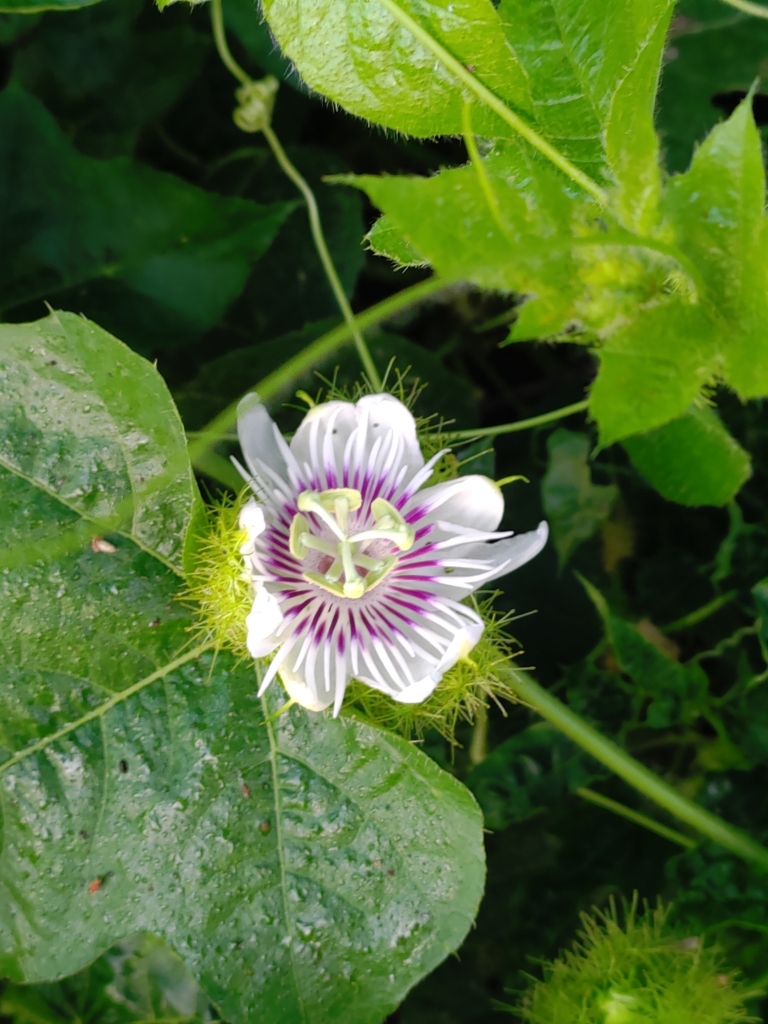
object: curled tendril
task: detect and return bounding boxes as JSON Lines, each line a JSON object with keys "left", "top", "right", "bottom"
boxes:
{"left": 233, "top": 76, "right": 279, "bottom": 134}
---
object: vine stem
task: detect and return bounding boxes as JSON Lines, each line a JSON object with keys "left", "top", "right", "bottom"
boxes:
{"left": 376, "top": 0, "right": 608, "bottom": 206}
{"left": 441, "top": 398, "right": 589, "bottom": 442}
{"left": 187, "top": 276, "right": 447, "bottom": 472}
{"left": 576, "top": 787, "right": 696, "bottom": 850}
{"left": 209, "top": 0, "right": 382, "bottom": 391}
{"left": 501, "top": 665, "right": 768, "bottom": 872}
{"left": 261, "top": 123, "right": 383, "bottom": 390}
{"left": 719, "top": 0, "right": 768, "bottom": 15}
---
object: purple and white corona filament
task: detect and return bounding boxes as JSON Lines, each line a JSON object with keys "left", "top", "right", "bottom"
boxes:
{"left": 235, "top": 392, "right": 548, "bottom": 715}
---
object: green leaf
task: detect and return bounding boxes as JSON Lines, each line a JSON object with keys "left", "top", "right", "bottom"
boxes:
{"left": 622, "top": 405, "right": 752, "bottom": 507}
{"left": 665, "top": 94, "right": 768, "bottom": 400}
{"left": 345, "top": 144, "right": 680, "bottom": 344}
{"left": 589, "top": 300, "right": 720, "bottom": 445}
{"left": 467, "top": 723, "right": 602, "bottom": 831}
{"left": 260, "top": 0, "right": 532, "bottom": 137}
{"left": 0, "top": 89, "right": 293, "bottom": 351}
{"left": 657, "top": 0, "right": 768, "bottom": 174}
{"left": 541, "top": 429, "right": 617, "bottom": 565}
{"left": 11, "top": 0, "right": 209, "bottom": 158}
{"left": 0, "top": 312, "right": 486, "bottom": 1024}
{"left": 580, "top": 577, "right": 710, "bottom": 729}
{"left": 366, "top": 216, "right": 428, "bottom": 269}
{"left": 0, "top": 11, "right": 39, "bottom": 41}
{"left": 498, "top": 0, "right": 675, "bottom": 232}
{"left": 0, "top": 311, "right": 198, "bottom": 573}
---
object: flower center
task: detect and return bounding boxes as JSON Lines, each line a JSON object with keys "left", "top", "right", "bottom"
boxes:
{"left": 289, "top": 487, "right": 414, "bottom": 599}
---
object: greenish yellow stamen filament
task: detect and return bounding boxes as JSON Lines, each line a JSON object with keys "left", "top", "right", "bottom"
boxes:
{"left": 292, "top": 488, "right": 408, "bottom": 598}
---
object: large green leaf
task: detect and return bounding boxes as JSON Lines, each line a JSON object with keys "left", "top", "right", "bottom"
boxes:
{"left": 498, "top": 0, "right": 675, "bottom": 232}
{"left": 541, "top": 429, "right": 617, "bottom": 565}
{"left": 0, "top": 314, "right": 486, "bottom": 1024}
{"left": 622, "top": 405, "right": 752, "bottom": 507}
{"left": 588, "top": 300, "right": 720, "bottom": 445}
{"left": 260, "top": 0, "right": 532, "bottom": 137}
{"left": 0, "top": 311, "right": 197, "bottom": 573}
{"left": 0, "top": 89, "right": 293, "bottom": 352}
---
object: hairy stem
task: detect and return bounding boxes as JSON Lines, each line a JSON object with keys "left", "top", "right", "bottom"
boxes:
{"left": 502, "top": 666, "right": 768, "bottom": 871}
{"left": 377, "top": 0, "right": 608, "bottom": 206}
{"left": 210, "top": 0, "right": 382, "bottom": 390}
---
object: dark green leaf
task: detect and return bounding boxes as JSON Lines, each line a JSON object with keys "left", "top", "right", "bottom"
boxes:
{"left": 467, "top": 723, "right": 601, "bottom": 831}
{"left": 0, "top": 934, "right": 213, "bottom": 1024}
{"left": 580, "top": 577, "right": 710, "bottom": 729}
{"left": 11, "top": 0, "right": 208, "bottom": 158}
{"left": 622, "top": 405, "right": 752, "bottom": 507}
{"left": 0, "top": 0, "right": 100, "bottom": 11}
{"left": 541, "top": 429, "right": 617, "bottom": 564}
{"left": 0, "top": 89, "right": 293, "bottom": 351}
{"left": 260, "top": 0, "right": 532, "bottom": 137}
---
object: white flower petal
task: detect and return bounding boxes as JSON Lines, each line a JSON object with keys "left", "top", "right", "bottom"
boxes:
{"left": 355, "top": 394, "right": 423, "bottom": 478}
{"left": 289, "top": 401, "right": 359, "bottom": 487}
{"left": 245, "top": 585, "right": 283, "bottom": 658}
{"left": 431, "top": 522, "right": 549, "bottom": 594}
{"left": 279, "top": 666, "right": 333, "bottom": 712}
{"left": 392, "top": 619, "right": 484, "bottom": 704}
{"left": 237, "top": 393, "right": 290, "bottom": 485}
{"left": 407, "top": 475, "right": 504, "bottom": 533}
{"left": 238, "top": 498, "right": 266, "bottom": 554}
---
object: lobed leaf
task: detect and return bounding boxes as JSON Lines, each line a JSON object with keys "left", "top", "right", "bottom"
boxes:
{"left": 499, "top": 0, "right": 675, "bottom": 232}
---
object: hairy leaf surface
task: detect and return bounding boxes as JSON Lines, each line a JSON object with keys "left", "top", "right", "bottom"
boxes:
{"left": 261, "top": 0, "right": 532, "bottom": 137}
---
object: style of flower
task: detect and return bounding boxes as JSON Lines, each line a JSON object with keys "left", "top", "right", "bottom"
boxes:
{"left": 235, "top": 392, "right": 548, "bottom": 715}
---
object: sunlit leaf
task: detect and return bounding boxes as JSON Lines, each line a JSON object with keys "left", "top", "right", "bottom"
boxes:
{"left": 260, "top": 0, "right": 532, "bottom": 137}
